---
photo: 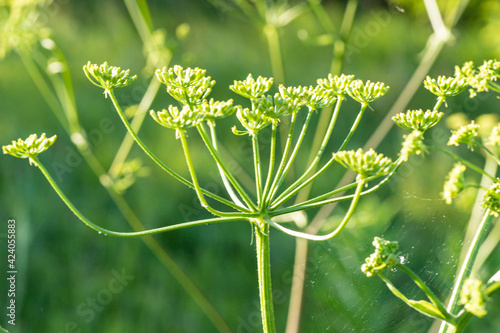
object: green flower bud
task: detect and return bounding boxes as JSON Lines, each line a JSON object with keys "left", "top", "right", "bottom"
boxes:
{"left": 400, "top": 130, "right": 426, "bottom": 161}
{"left": 150, "top": 105, "right": 205, "bottom": 136}
{"left": 423, "top": 75, "right": 467, "bottom": 99}
{"left": 3, "top": 133, "right": 57, "bottom": 165}
{"left": 392, "top": 109, "right": 443, "bottom": 132}
{"left": 83, "top": 61, "right": 137, "bottom": 97}
{"left": 234, "top": 107, "right": 272, "bottom": 136}
{"left": 334, "top": 148, "right": 395, "bottom": 179}
{"left": 317, "top": 74, "right": 355, "bottom": 96}
{"left": 304, "top": 86, "right": 337, "bottom": 110}
{"left": 459, "top": 278, "right": 488, "bottom": 318}
{"left": 362, "top": 237, "right": 401, "bottom": 277}
{"left": 346, "top": 80, "right": 389, "bottom": 105}
{"left": 482, "top": 182, "right": 500, "bottom": 217}
{"left": 441, "top": 163, "right": 467, "bottom": 205}
{"left": 447, "top": 121, "right": 479, "bottom": 150}
{"left": 198, "top": 99, "right": 237, "bottom": 122}
{"left": 230, "top": 74, "right": 273, "bottom": 99}
{"left": 156, "top": 65, "right": 208, "bottom": 88}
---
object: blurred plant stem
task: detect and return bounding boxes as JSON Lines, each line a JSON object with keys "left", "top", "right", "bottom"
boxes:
{"left": 285, "top": 0, "right": 358, "bottom": 331}
{"left": 9, "top": 1, "right": 232, "bottom": 331}
{"left": 437, "top": 156, "right": 498, "bottom": 333}
{"left": 439, "top": 211, "right": 495, "bottom": 333}
{"left": 285, "top": 0, "right": 469, "bottom": 332}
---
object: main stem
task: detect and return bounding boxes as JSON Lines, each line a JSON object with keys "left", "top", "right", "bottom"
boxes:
{"left": 254, "top": 219, "right": 276, "bottom": 333}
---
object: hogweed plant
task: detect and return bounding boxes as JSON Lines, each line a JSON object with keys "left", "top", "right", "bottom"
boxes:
{"left": 364, "top": 59, "right": 500, "bottom": 333}
{"left": 4, "top": 61, "right": 403, "bottom": 332}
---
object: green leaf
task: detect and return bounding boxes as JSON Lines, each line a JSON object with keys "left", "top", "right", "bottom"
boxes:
{"left": 408, "top": 300, "right": 448, "bottom": 321}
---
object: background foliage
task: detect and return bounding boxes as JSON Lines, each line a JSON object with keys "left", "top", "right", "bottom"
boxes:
{"left": 1, "top": 0, "right": 499, "bottom": 332}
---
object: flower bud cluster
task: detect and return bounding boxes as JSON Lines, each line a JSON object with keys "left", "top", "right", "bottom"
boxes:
{"left": 441, "top": 162, "right": 467, "bottom": 205}
{"left": 2, "top": 133, "right": 57, "bottom": 165}
{"left": 361, "top": 237, "right": 401, "bottom": 277}
{"left": 83, "top": 61, "right": 137, "bottom": 97}
{"left": 346, "top": 80, "right": 390, "bottom": 105}
{"left": 423, "top": 75, "right": 467, "bottom": 99}
{"left": 393, "top": 109, "right": 443, "bottom": 133}
{"left": 482, "top": 182, "right": 500, "bottom": 217}
{"left": 447, "top": 121, "right": 479, "bottom": 150}
{"left": 459, "top": 278, "right": 488, "bottom": 318}
{"left": 334, "top": 148, "right": 394, "bottom": 179}
{"left": 455, "top": 59, "right": 500, "bottom": 98}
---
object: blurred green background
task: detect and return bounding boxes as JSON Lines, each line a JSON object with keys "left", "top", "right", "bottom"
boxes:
{"left": 1, "top": 0, "right": 500, "bottom": 332}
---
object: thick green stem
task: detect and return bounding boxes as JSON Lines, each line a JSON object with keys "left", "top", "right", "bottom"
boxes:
{"left": 254, "top": 219, "right": 276, "bottom": 333}
{"left": 439, "top": 211, "right": 495, "bottom": 333}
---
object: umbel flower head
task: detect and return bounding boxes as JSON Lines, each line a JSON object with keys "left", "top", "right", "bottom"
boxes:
{"left": 83, "top": 61, "right": 137, "bottom": 97}
{"left": 230, "top": 74, "right": 273, "bottom": 99}
{"left": 334, "top": 148, "right": 394, "bottom": 179}
{"left": 455, "top": 59, "right": 500, "bottom": 98}
{"left": 3, "top": 133, "right": 57, "bottom": 165}
{"left": 156, "top": 66, "right": 215, "bottom": 105}
{"left": 482, "top": 181, "right": 500, "bottom": 217}
{"left": 400, "top": 130, "right": 426, "bottom": 162}
{"left": 317, "top": 74, "right": 355, "bottom": 96}
{"left": 198, "top": 99, "right": 237, "bottom": 122}
{"left": 362, "top": 237, "right": 401, "bottom": 277}
{"left": 346, "top": 80, "right": 389, "bottom": 105}
{"left": 150, "top": 105, "right": 205, "bottom": 137}
{"left": 459, "top": 278, "right": 488, "bottom": 318}
{"left": 392, "top": 109, "right": 444, "bottom": 133}
{"left": 233, "top": 107, "right": 272, "bottom": 136}
{"left": 441, "top": 163, "right": 467, "bottom": 205}
{"left": 448, "top": 121, "right": 479, "bottom": 150}
{"left": 423, "top": 75, "right": 467, "bottom": 100}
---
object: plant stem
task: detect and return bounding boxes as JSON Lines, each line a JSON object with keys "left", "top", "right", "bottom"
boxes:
{"left": 179, "top": 131, "right": 252, "bottom": 217}
{"left": 282, "top": 97, "right": 344, "bottom": 203}
{"left": 261, "top": 123, "right": 278, "bottom": 208}
{"left": 439, "top": 211, "right": 495, "bottom": 333}
{"left": 427, "top": 145, "right": 497, "bottom": 181}
{"left": 107, "top": 90, "right": 244, "bottom": 211}
{"left": 197, "top": 123, "right": 256, "bottom": 211}
{"left": 254, "top": 219, "right": 276, "bottom": 333}
{"left": 253, "top": 133, "right": 264, "bottom": 206}
{"left": 32, "top": 157, "right": 244, "bottom": 236}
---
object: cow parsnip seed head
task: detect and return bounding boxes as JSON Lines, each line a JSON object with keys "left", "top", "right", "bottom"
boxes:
{"left": 83, "top": 61, "right": 137, "bottom": 97}
{"left": 317, "top": 74, "right": 355, "bottom": 96}
{"left": 3, "top": 133, "right": 57, "bottom": 165}
{"left": 230, "top": 74, "right": 274, "bottom": 99}
{"left": 150, "top": 105, "right": 205, "bottom": 137}
{"left": 393, "top": 109, "right": 443, "bottom": 132}
{"left": 346, "top": 80, "right": 389, "bottom": 105}
{"left": 334, "top": 148, "right": 394, "bottom": 179}
{"left": 423, "top": 75, "right": 467, "bottom": 99}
